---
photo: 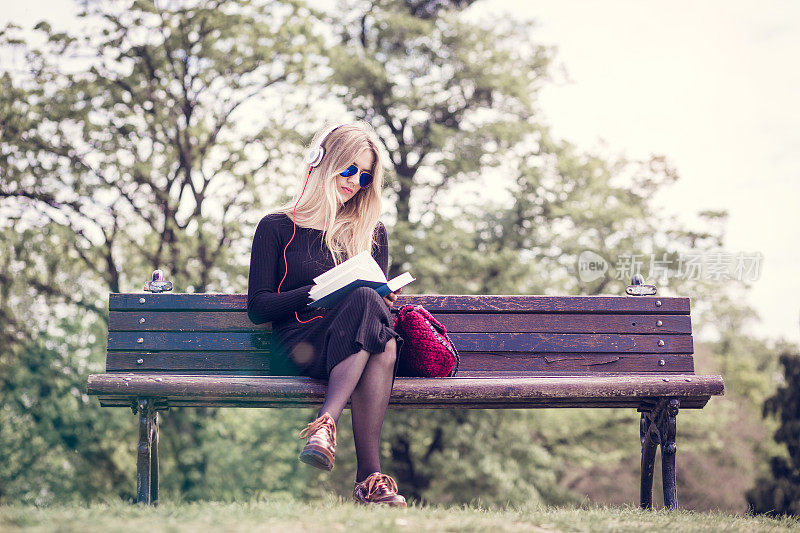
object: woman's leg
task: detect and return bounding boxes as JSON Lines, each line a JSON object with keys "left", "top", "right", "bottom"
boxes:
{"left": 350, "top": 338, "right": 397, "bottom": 482}
{"left": 318, "top": 348, "right": 371, "bottom": 423}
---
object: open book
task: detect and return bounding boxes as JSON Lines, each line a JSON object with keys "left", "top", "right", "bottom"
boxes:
{"left": 308, "top": 250, "right": 415, "bottom": 309}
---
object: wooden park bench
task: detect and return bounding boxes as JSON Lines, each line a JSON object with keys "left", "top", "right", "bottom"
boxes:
{"left": 86, "top": 271, "right": 724, "bottom": 508}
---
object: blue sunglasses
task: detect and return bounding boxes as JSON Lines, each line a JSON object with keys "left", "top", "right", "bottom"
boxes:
{"left": 339, "top": 164, "right": 374, "bottom": 188}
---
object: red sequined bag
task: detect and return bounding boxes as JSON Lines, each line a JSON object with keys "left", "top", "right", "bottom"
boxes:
{"left": 393, "top": 304, "right": 459, "bottom": 377}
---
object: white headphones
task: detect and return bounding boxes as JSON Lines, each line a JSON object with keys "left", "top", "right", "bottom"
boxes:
{"left": 306, "top": 124, "right": 345, "bottom": 168}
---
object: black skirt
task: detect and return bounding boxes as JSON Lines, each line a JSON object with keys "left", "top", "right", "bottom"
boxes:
{"left": 272, "top": 286, "right": 404, "bottom": 380}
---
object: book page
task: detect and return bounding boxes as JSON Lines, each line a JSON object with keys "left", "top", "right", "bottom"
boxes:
{"left": 386, "top": 272, "right": 415, "bottom": 292}
{"left": 310, "top": 263, "right": 377, "bottom": 298}
{"left": 312, "top": 250, "right": 372, "bottom": 285}
{"left": 309, "top": 251, "right": 388, "bottom": 300}
{"left": 310, "top": 258, "right": 377, "bottom": 295}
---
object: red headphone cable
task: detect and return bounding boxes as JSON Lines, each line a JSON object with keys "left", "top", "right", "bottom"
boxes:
{"left": 278, "top": 166, "right": 323, "bottom": 324}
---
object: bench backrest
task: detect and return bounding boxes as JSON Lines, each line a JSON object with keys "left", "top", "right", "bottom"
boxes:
{"left": 106, "top": 294, "right": 694, "bottom": 378}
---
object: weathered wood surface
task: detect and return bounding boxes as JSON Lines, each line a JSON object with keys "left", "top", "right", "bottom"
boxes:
{"left": 110, "top": 293, "right": 689, "bottom": 313}
{"left": 109, "top": 311, "right": 690, "bottom": 335}
{"left": 107, "top": 331, "right": 693, "bottom": 354}
{"left": 110, "top": 311, "right": 273, "bottom": 332}
{"left": 88, "top": 373, "right": 724, "bottom": 407}
{"left": 106, "top": 351, "right": 694, "bottom": 374}
{"left": 96, "top": 292, "right": 715, "bottom": 408}
{"left": 97, "top": 396, "right": 714, "bottom": 410}
{"left": 107, "top": 352, "right": 271, "bottom": 372}
{"left": 457, "top": 353, "right": 694, "bottom": 373}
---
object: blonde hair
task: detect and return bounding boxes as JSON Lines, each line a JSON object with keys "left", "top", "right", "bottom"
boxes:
{"left": 274, "top": 121, "right": 385, "bottom": 265}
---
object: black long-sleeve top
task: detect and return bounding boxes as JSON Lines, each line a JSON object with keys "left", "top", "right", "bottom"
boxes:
{"left": 247, "top": 213, "right": 389, "bottom": 328}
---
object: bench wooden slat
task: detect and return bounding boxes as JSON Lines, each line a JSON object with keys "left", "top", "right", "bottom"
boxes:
{"left": 109, "top": 311, "right": 272, "bottom": 332}
{"left": 107, "top": 352, "right": 271, "bottom": 372}
{"left": 109, "top": 311, "right": 690, "bottom": 335}
{"left": 107, "top": 331, "right": 693, "bottom": 354}
{"left": 458, "top": 353, "right": 694, "bottom": 373}
{"left": 110, "top": 293, "right": 689, "bottom": 313}
{"left": 95, "top": 396, "right": 715, "bottom": 409}
{"left": 106, "top": 351, "right": 694, "bottom": 374}
{"left": 425, "top": 313, "right": 690, "bottom": 334}
{"left": 86, "top": 373, "right": 724, "bottom": 409}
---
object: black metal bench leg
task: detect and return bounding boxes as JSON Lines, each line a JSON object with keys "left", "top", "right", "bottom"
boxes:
{"left": 136, "top": 399, "right": 157, "bottom": 505}
{"left": 150, "top": 410, "right": 159, "bottom": 505}
{"left": 661, "top": 399, "right": 679, "bottom": 509}
{"left": 639, "top": 398, "right": 680, "bottom": 510}
{"left": 639, "top": 409, "right": 659, "bottom": 510}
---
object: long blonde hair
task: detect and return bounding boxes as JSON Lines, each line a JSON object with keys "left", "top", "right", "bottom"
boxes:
{"left": 275, "top": 121, "right": 385, "bottom": 265}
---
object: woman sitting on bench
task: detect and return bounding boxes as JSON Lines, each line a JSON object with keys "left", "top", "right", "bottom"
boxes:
{"left": 247, "top": 122, "right": 406, "bottom": 507}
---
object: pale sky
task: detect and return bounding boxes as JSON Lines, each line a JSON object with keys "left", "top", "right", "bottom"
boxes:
{"left": 472, "top": 1, "right": 800, "bottom": 345}
{"left": 3, "top": 1, "right": 798, "bottom": 344}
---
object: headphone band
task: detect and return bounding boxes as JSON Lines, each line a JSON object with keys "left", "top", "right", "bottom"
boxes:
{"left": 306, "top": 124, "right": 346, "bottom": 168}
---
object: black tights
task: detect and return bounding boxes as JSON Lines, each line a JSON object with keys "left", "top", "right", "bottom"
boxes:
{"left": 318, "top": 337, "right": 397, "bottom": 482}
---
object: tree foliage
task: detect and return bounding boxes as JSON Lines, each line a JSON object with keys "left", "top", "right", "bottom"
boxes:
{"left": 1, "top": 0, "right": 323, "bottom": 502}
{"left": 0, "top": 0, "right": 785, "bottom": 510}
{"left": 1, "top": 0, "right": 320, "bottom": 297}
{"left": 322, "top": 0, "right": 773, "bottom": 506}
{"left": 747, "top": 351, "right": 800, "bottom": 516}
{"left": 326, "top": 0, "right": 550, "bottom": 227}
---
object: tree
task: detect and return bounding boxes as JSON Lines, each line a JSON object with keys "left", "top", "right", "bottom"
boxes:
{"left": 322, "top": 0, "right": 773, "bottom": 506}
{"left": 326, "top": 0, "right": 550, "bottom": 233}
{"left": 0, "top": 0, "right": 322, "bottom": 502}
{"left": 747, "top": 350, "right": 800, "bottom": 516}
{"left": 1, "top": 0, "right": 321, "bottom": 297}
{"left": 0, "top": 311, "right": 135, "bottom": 503}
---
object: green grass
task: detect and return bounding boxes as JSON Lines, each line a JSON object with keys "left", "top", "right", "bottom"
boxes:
{"left": 1, "top": 498, "right": 798, "bottom": 532}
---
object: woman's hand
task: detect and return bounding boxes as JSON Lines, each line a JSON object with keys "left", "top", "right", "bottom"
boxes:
{"left": 382, "top": 287, "right": 402, "bottom": 309}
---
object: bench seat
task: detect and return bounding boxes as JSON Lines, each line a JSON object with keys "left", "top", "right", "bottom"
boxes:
{"left": 89, "top": 373, "right": 723, "bottom": 409}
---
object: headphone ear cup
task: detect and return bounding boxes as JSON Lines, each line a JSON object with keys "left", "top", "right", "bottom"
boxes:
{"left": 307, "top": 146, "right": 325, "bottom": 167}
{"left": 307, "top": 123, "right": 343, "bottom": 168}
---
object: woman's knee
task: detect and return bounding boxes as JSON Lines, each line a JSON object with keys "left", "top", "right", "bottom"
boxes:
{"left": 348, "top": 286, "right": 383, "bottom": 306}
{"left": 352, "top": 286, "right": 375, "bottom": 298}
{"left": 371, "top": 337, "right": 397, "bottom": 367}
